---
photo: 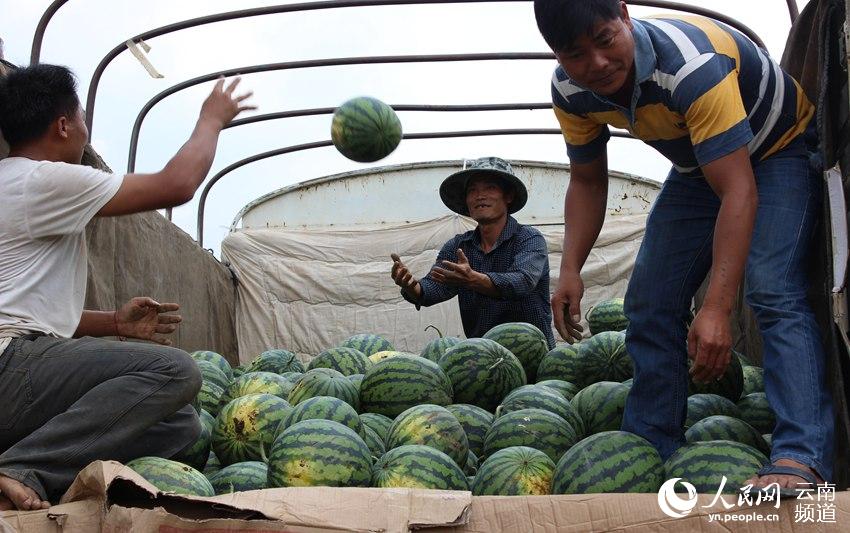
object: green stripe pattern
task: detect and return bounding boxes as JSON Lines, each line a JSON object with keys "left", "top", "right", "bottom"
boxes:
{"left": 496, "top": 385, "right": 577, "bottom": 428}
{"left": 331, "top": 97, "right": 403, "bottom": 163}
{"left": 445, "top": 404, "right": 494, "bottom": 458}
{"left": 360, "top": 354, "right": 453, "bottom": 417}
{"left": 288, "top": 368, "right": 360, "bottom": 410}
{"left": 363, "top": 425, "right": 387, "bottom": 459}
{"left": 578, "top": 331, "right": 633, "bottom": 383}
{"left": 464, "top": 450, "right": 479, "bottom": 476}
{"left": 126, "top": 456, "right": 214, "bottom": 497}
{"left": 207, "top": 461, "right": 268, "bottom": 494}
{"left": 196, "top": 380, "right": 224, "bottom": 417}
{"left": 196, "top": 359, "right": 231, "bottom": 390}
{"left": 386, "top": 404, "right": 469, "bottom": 466}
{"left": 420, "top": 336, "right": 462, "bottom": 363}
{"left": 247, "top": 349, "right": 305, "bottom": 374}
{"left": 688, "top": 354, "right": 743, "bottom": 402}
{"left": 536, "top": 345, "right": 592, "bottom": 388}
{"left": 535, "top": 379, "right": 580, "bottom": 401}
{"left": 737, "top": 392, "right": 776, "bottom": 434}
{"left": 552, "top": 431, "right": 664, "bottom": 494}
{"left": 268, "top": 419, "right": 373, "bottom": 488}
{"left": 570, "top": 381, "right": 630, "bottom": 435}
{"left": 203, "top": 451, "right": 221, "bottom": 477}
{"left": 483, "top": 408, "right": 578, "bottom": 463}
{"left": 664, "top": 440, "right": 768, "bottom": 493}
{"left": 278, "top": 395, "right": 364, "bottom": 439}
{"left": 742, "top": 366, "right": 764, "bottom": 396}
{"left": 360, "top": 412, "right": 394, "bottom": 443}
{"left": 191, "top": 350, "right": 233, "bottom": 381}
{"left": 172, "top": 408, "right": 212, "bottom": 471}
{"left": 308, "top": 347, "right": 372, "bottom": 376}
{"left": 483, "top": 322, "right": 549, "bottom": 382}
{"left": 219, "top": 371, "right": 296, "bottom": 407}
{"left": 438, "top": 338, "right": 525, "bottom": 412}
{"left": 685, "top": 393, "right": 741, "bottom": 428}
{"left": 472, "top": 446, "right": 555, "bottom": 496}
{"left": 587, "top": 298, "right": 628, "bottom": 335}
{"left": 685, "top": 415, "right": 770, "bottom": 455}
{"left": 371, "top": 444, "right": 469, "bottom": 490}
{"left": 339, "top": 333, "right": 394, "bottom": 356}
{"left": 212, "top": 393, "right": 293, "bottom": 465}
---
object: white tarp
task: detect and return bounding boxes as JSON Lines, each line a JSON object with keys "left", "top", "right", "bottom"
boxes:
{"left": 222, "top": 213, "right": 647, "bottom": 364}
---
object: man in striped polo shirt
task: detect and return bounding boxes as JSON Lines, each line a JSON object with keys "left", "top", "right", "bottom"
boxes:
{"left": 535, "top": 0, "right": 833, "bottom": 493}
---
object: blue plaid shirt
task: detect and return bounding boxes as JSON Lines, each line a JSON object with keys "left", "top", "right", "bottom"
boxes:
{"left": 404, "top": 216, "right": 555, "bottom": 348}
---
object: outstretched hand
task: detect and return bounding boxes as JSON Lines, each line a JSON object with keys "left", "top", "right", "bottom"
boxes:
{"left": 116, "top": 297, "right": 182, "bottom": 345}
{"left": 431, "top": 249, "right": 479, "bottom": 286}
{"left": 200, "top": 77, "right": 257, "bottom": 128}
{"left": 391, "top": 253, "right": 421, "bottom": 298}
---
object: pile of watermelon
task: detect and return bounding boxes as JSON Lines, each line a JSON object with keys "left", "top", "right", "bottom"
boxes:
{"left": 128, "top": 302, "right": 776, "bottom": 497}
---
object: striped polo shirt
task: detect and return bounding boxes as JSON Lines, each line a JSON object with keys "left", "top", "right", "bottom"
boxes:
{"left": 551, "top": 15, "right": 813, "bottom": 174}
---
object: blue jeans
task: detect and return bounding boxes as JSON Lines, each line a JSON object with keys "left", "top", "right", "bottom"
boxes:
{"left": 620, "top": 146, "right": 835, "bottom": 482}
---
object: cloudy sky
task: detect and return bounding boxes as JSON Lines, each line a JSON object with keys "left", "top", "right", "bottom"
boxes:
{"left": 1, "top": 0, "right": 810, "bottom": 255}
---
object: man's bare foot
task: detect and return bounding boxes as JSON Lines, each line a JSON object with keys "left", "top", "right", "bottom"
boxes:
{"left": 744, "top": 458, "right": 824, "bottom": 489}
{"left": 0, "top": 475, "right": 49, "bottom": 511}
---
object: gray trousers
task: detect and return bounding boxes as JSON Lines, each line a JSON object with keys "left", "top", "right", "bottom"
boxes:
{"left": 0, "top": 335, "right": 202, "bottom": 502}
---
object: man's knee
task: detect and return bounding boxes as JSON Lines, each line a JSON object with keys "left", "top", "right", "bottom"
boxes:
{"left": 137, "top": 346, "right": 202, "bottom": 404}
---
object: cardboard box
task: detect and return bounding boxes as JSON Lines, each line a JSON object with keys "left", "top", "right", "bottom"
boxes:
{"left": 2, "top": 461, "right": 849, "bottom": 532}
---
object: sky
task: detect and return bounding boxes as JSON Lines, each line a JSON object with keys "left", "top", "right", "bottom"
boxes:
{"left": 1, "top": 0, "right": 810, "bottom": 256}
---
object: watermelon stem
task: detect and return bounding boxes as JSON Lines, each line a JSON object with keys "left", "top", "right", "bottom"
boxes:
{"left": 424, "top": 325, "right": 444, "bottom": 339}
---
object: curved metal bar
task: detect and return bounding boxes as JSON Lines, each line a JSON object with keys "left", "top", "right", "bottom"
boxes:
{"left": 785, "top": 0, "right": 799, "bottom": 22}
{"left": 30, "top": 0, "right": 71, "bottom": 64}
{"left": 196, "top": 129, "right": 635, "bottom": 246}
{"left": 126, "top": 53, "right": 555, "bottom": 172}
{"left": 223, "top": 103, "right": 554, "bottom": 129}
{"left": 87, "top": 0, "right": 766, "bottom": 134}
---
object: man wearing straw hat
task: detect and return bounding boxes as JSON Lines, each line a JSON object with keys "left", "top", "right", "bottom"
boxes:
{"left": 390, "top": 156, "right": 556, "bottom": 349}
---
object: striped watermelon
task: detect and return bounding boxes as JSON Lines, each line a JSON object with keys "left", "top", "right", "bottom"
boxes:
{"left": 267, "top": 419, "right": 372, "bottom": 488}
{"left": 248, "top": 349, "right": 305, "bottom": 374}
{"left": 363, "top": 425, "right": 387, "bottom": 458}
{"left": 359, "top": 412, "right": 394, "bottom": 443}
{"left": 570, "top": 381, "right": 629, "bottom": 435}
{"left": 742, "top": 366, "right": 764, "bottom": 396}
{"left": 685, "top": 415, "right": 770, "bottom": 455}
{"left": 331, "top": 96, "right": 402, "bottom": 163}
{"left": 212, "top": 393, "right": 292, "bottom": 465}
{"left": 340, "top": 333, "right": 394, "bottom": 356}
{"left": 195, "top": 359, "right": 231, "bottom": 390}
{"left": 288, "top": 368, "right": 359, "bottom": 410}
{"left": 464, "top": 450, "right": 479, "bottom": 476}
{"left": 125, "top": 457, "right": 214, "bottom": 497}
{"left": 368, "top": 350, "right": 409, "bottom": 364}
{"left": 438, "top": 338, "right": 526, "bottom": 412}
{"left": 483, "top": 322, "right": 549, "bottom": 382}
{"left": 208, "top": 461, "right": 268, "bottom": 494}
{"left": 231, "top": 365, "right": 248, "bottom": 380}
{"left": 278, "top": 395, "right": 364, "bottom": 439}
{"left": 359, "top": 354, "right": 453, "bottom": 417}
{"left": 552, "top": 431, "right": 664, "bottom": 494}
{"left": 446, "top": 404, "right": 494, "bottom": 458}
{"left": 219, "top": 371, "right": 295, "bottom": 407}
{"left": 203, "top": 451, "right": 221, "bottom": 477}
{"left": 420, "top": 327, "right": 463, "bottom": 363}
{"left": 371, "top": 444, "right": 469, "bottom": 490}
{"left": 536, "top": 345, "right": 588, "bottom": 387}
{"left": 495, "top": 384, "right": 584, "bottom": 438}
{"left": 196, "top": 380, "right": 224, "bottom": 417}
{"left": 172, "top": 409, "right": 212, "bottom": 470}
{"left": 578, "top": 331, "right": 633, "bottom": 383}
{"left": 308, "top": 347, "right": 372, "bottom": 376}
{"left": 386, "top": 404, "right": 469, "bottom": 466}
{"left": 483, "top": 408, "right": 578, "bottom": 463}
{"left": 587, "top": 298, "right": 628, "bottom": 335}
{"left": 685, "top": 393, "right": 742, "bottom": 428}
{"left": 737, "top": 392, "right": 776, "bottom": 434}
{"left": 664, "top": 440, "right": 768, "bottom": 493}
{"left": 191, "top": 350, "right": 233, "bottom": 380}
{"left": 535, "top": 379, "right": 580, "bottom": 400}
{"left": 688, "top": 353, "right": 744, "bottom": 402}
{"left": 472, "top": 446, "right": 555, "bottom": 496}
{"left": 348, "top": 373, "right": 364, "bottom": 391}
